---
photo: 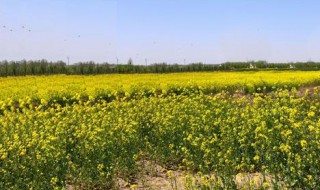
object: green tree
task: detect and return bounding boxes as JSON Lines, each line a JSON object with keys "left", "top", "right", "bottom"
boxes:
{"left": 127, "top": 58, "right": 133, "bottom": 65}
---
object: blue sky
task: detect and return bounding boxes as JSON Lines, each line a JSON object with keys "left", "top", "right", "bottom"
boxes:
{"left": 1, "top": 0, "right": 320, "bottom": 64}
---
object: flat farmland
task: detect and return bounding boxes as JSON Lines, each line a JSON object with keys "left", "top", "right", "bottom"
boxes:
{"left": 0, "top": 71, "right": 320, "bottom": 189}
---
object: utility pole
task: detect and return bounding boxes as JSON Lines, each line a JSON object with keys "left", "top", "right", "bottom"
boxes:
{"left": 184, "top": 59, "right": 186, "bottom": 64}
{"left": 145, "top": 58, "right": 148, "bottom": 66}
{"left": 116, "top": 57, "right": 119, "bottom": 65}
{"left": 67, "top": 56, "right": 70, "bottom": 65}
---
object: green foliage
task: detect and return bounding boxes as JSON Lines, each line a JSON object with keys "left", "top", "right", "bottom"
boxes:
{"left": 2, "top": 60, "right": 320, "bottom": 76}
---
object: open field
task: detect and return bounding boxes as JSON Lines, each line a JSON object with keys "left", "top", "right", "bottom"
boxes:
{"left": 1, "top": 71, "right": 320, "bottom": 102}
{"left": 1, "top": 71, "right": 320, "bottom": 189}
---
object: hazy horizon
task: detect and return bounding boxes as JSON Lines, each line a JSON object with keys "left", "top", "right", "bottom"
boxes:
{"left": 1, "top": 0, "right": 320, "bottom": 64}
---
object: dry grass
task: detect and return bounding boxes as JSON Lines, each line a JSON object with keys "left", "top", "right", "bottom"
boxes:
{"left": 114, "top": 161, "right": 285, "bottom": 190}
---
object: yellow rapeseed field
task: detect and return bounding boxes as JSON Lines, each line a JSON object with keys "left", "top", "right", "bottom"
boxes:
{"left": 0, "top": 71, "right": 320, "bottom": 189}
{"left": 0, "top": 71, "right": 320, "bottom": 101}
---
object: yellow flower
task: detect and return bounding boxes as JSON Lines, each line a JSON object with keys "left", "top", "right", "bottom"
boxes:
{"left": 262, "top": 182, "right": 270, "bottom": 188}
{"left": 308, "top": 125, "right": 315, "bottom": 131}
{"left": 280, "top": 144, "right": 291, "bottom": 153}
{"left": 97, "top": 163, "right": 104, "bottom": 171}
{"left": 19, "top": 149, "right": 26, "bottom": 156}
{"left": 300, "top": 140, "right": 307, "bottom": 149}
{"left": 253, "top": 155, "right": 260, "bottom": 162}
{"left": 50, "top": 177, "right": 58, "bottom": 186}
{"left": 130, "top": 184, "right": 137, "bottom": 189}
{"left": 308, "top": 111, "right": 315, "bottom": 117}
{"left": 1, "top": 152, "right": 7, "bottom": 160}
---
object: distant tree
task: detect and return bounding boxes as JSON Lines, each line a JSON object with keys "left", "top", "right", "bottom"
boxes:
{"left": 21, "top": 59, "right": 27, "bottom": 75}
{"left": 127, "top": 58, "right": 133, "bottom": 66}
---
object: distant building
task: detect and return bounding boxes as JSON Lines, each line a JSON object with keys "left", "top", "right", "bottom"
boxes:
{"left": 250, "top": 64, "right": 256, "bottom": 69}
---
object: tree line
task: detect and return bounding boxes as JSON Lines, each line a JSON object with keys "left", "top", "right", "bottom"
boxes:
{"left": 1, "top": 59, "right": 320, "bottom": 76}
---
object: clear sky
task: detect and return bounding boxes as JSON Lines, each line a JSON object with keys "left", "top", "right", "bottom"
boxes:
{"left": 1, "top": 0, "right": 320, "bottom": 64}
